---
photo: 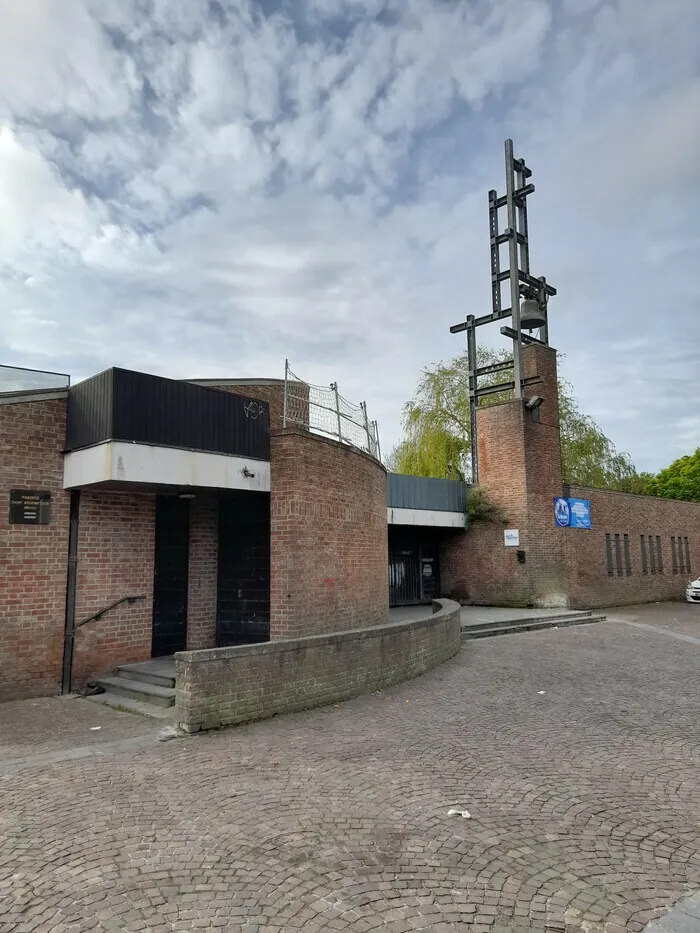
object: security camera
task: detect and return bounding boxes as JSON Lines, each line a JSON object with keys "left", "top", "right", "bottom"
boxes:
{"left": 524, "top": 395, "right": 544, "bottom": 411}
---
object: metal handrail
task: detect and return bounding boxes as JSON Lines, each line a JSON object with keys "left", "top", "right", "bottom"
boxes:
{"left": 77, "top": 595, "right": 145, "bottom": 628}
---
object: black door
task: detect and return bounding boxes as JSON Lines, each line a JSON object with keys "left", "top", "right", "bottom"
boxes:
{"left": 389, "top": 545, "right": 421, "bottom": 605}
{"left": 152, "top": 497, "right": 190, "bottom": 657}
{"left": 217, "top": 492, "right": 270, "bottom": 647}
{"left": 388, "top": 528, "right": 440, "bottom": 606}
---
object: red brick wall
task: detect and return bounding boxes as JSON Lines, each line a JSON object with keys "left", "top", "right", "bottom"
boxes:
{"left": 440, "top": 345, "right": 568, "bottom": 608}
{"left": 443, "top": 398, "right": 533, "bottom": 606}
{"left": 521, "top": 345, "right": 568, "bottom": 606}
{"left": 564, "top": 486, "right": 700, "bottom": 608}
{"left": 70, "top": 491, "right": 156, "bottom": 686}
{"left": 270, "top": 428, "right": 388, "bottom": 639}
{"left": 0, "top": 398, "right": 70, "bottom": 700}
{"left": 175, "top": 599, "right": 461, "bottom": 732}
{"left": 187, "top": 494, "right": 218, "bottom": 650}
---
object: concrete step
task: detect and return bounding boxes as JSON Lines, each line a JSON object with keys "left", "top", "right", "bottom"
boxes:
{"left": 86, "top": 692, "right": 175, "bottom": 720}
{"left": 116, "top": 662, "right": 175, "bottom": 689}
{"left": 461, "top": 613, "right": 607, "bottom": 640}
{"left": 461, "top": 610, "right": 595, "bottom": 636}
{"left": 94, "top": 676, "right": 175, "bottom": 708}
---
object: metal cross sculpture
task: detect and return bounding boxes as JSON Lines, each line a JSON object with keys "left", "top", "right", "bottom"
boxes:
{"left": 450, "top": 139, "right": 557, "bottom": 482}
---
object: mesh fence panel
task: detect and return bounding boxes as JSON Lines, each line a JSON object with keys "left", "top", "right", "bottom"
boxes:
{"left": 284, "top": 363, "right": 380, "bottom": 460}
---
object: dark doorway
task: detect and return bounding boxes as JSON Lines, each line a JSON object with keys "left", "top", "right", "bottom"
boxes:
{"left": 217, "top": 492, "right": 270, "bottom": 647}
{"left": 388, "top": 527, "right": 440, "bottom": 606}
{"left": 152, "top": 496, "right": 190, "bottom": 657}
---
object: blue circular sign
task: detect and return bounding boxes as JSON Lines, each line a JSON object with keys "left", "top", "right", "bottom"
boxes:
{"left": 554, "top": 497, "right": 570, "bottom": 527}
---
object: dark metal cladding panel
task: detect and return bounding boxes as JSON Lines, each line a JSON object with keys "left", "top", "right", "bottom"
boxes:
{"left": 65, "top": 370, "right": 114, "bottom": 450}
{"left": 386, "top": 473, "right": 467, "bottom": 513}
{"left": 79, "top": 368, "right": 272, "bottom": 459}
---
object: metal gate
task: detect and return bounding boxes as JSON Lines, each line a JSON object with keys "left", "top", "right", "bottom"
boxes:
{"left": 152, "top": 496, "right": 190, "bottom": 657}
{"left": 388, "top": 531, "right": 439, "bottom": 606}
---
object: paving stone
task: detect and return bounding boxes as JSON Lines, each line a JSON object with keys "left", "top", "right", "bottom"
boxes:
{"left": 1, "top": 616, "right": 699, "bottom": 931}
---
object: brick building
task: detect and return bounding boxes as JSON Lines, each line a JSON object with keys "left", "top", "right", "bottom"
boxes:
{"left": 1, "top": 345, "right": 698, "bottom": 703}
{"left": 438, "top": 344, "right": 700, "bottom": 609}
{"left": 0, "top": 366, "right": 387, "bottom": 701}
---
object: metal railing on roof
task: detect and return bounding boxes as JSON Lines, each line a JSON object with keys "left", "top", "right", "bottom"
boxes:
{"left": 0, "top": 364, "right": 70, "bottom": 394}
{"left": 283, "top": 360, "right": 381, "bottom": 461}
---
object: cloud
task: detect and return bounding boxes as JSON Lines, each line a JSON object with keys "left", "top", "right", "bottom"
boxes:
{"left": 0, "top": 0, "right": 697, "bottom": 472}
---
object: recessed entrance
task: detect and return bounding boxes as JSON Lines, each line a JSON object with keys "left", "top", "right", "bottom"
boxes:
{"left": 152, "top": 496, "right": 190, "bottom": 657}
{"left": 389, "top": 527, "right": 440, "bottom": 606}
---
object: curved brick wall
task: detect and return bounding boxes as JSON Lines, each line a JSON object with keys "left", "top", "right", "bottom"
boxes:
{"left": 269, "top": 427, "right": 389, "bottom": 639}
{"left": 175, "top": 599, "right": 462, "bottom": 732}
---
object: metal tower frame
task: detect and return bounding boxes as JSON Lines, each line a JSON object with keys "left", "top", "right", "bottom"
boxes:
{"left": 450, "top": 139, "right": 557, "bottom": 482}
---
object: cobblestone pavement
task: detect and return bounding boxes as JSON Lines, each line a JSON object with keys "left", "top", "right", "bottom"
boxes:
{"left": 1, "top": 607, "right": 699, "bottom": 933}
{"left": 0, "top": 697, "right": 159, "bottom": 762}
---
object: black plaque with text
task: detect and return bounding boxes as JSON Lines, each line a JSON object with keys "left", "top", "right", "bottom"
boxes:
{"left": 9, "top": 490, "right": 51, "bottom": 525}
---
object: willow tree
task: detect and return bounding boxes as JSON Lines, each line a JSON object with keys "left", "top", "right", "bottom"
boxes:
{"left": 388, "top": 350, "right": 644, "bottom": 491}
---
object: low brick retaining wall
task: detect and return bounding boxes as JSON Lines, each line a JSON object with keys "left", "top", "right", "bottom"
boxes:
{"left": 174, "top": 599, "right": 462, "bottom": 732}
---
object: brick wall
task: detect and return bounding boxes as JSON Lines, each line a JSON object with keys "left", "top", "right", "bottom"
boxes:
{"left": 440, "top": 344, "right": 568, "bottom": 608}
{"left": 71, "top": 491, "right": 156, "bottom": 686}
{"left": 269, "top": 428, "right": 388, "bottom": 639}
{"left": 0, "top": 398, "right": 70, "bottom": 700}
{"left": 175, "top": 598, "right": 461, "bottom": 731}
{"left": 564, "top": 486, "right": 700, "bottom": 609}
{"left": 186, "top": 494, "right": 218, "bottom": 650}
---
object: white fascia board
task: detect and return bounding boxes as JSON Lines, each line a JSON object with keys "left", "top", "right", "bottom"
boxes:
{"left": 64, "top": 441, "right": 270, "bottom": 492}
{"left": 387, "top": 507, "right": 466, "bottom": 528}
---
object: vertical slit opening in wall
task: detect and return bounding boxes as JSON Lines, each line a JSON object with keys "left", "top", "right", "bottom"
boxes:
{"left": 685, "top": 537, "right": 691, "bottom": 574}
{"left": 605, "top": 534, "right": 613, "bottom": 576}
{"left": 671, "top": 536, "right": 677, "bottom": 574}
{"left": 61, "top": 490, "right": 81, "bottom": 695}
{"left": 648, "top": 535, "right": 656, "bottom": 574}
{"left": 614, "top": 534, "right": 623, "bottom": 576}
{"left": 623, "top": 534, "right": 631, "bottom": 575}
{"left": 656, "top": 536, "right": 663, "bottom": 574}
{"left": 678, "top": 534, "right": 686, "bottom": 574}
{"left": 640, "top": 535, "right": 647, "bottom": 575}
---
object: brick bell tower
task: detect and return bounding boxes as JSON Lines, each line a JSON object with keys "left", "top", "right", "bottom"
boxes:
{"left": 472, "top": 343, "right": 568, "bottom": 607}
{"left": 443, "top": 139, "right": 568, "bottom": 608}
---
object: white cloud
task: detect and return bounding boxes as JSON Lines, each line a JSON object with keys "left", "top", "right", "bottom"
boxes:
{"left": 0, "top": 127, "right": 105, "bottom": 268}
{"left": 0, "top": 0, "right": 698, "bottom": 472}
{"left": 0, "top": 0, "right": 137, "bottom": 121}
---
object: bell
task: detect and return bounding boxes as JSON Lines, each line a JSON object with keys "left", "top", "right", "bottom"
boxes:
{"left": 519, "top": 298, "right": 546, "bottom": 330}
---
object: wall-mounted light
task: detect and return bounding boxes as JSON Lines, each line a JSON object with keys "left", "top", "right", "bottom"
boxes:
{"left": 524, "top": 395, "right": 544, "bottom": 411}
{"left": 242, "top": 467, "right": 255, "bottom": 478}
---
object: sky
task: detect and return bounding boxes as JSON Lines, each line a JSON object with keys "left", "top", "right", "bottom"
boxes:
{"left": 1, "top": 0, "right": 698, "bottom": 472}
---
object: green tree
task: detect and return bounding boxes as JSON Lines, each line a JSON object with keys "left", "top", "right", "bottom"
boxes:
{"left": 388, "top": 351, "right": 644, "bottom": 491}
{"left": 388, "top": 347, "right": 511, "bottom": 482}
{"left": 645, "top": 449, "right": 700, "bottom": 501}
{"left": 557, "top": 377, "right": 646, "bottom": 490}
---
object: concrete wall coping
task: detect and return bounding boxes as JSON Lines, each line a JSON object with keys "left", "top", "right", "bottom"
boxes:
{"left": 175, "top": 598, "right": 460, "bottom": 665}
{"left": 0, "top": 390, "right": 69, "bottom": 406}
{"left": 185, "top": 378, "right": 285, "bottom": 387}
{"left": 270, "top": 425, "right": 387, "bottom": 472}
{"left": 568, "top": 484, "right": 700, "bottom": 508}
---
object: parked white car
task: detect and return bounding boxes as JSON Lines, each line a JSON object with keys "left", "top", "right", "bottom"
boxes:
{"left": 687, "top": 577, "right": 700, "bottom": 603}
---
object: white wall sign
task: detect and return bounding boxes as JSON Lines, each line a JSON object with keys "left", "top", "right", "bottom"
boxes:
{"left": 504, "top": 529, "right": 520, "bottom": 547}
